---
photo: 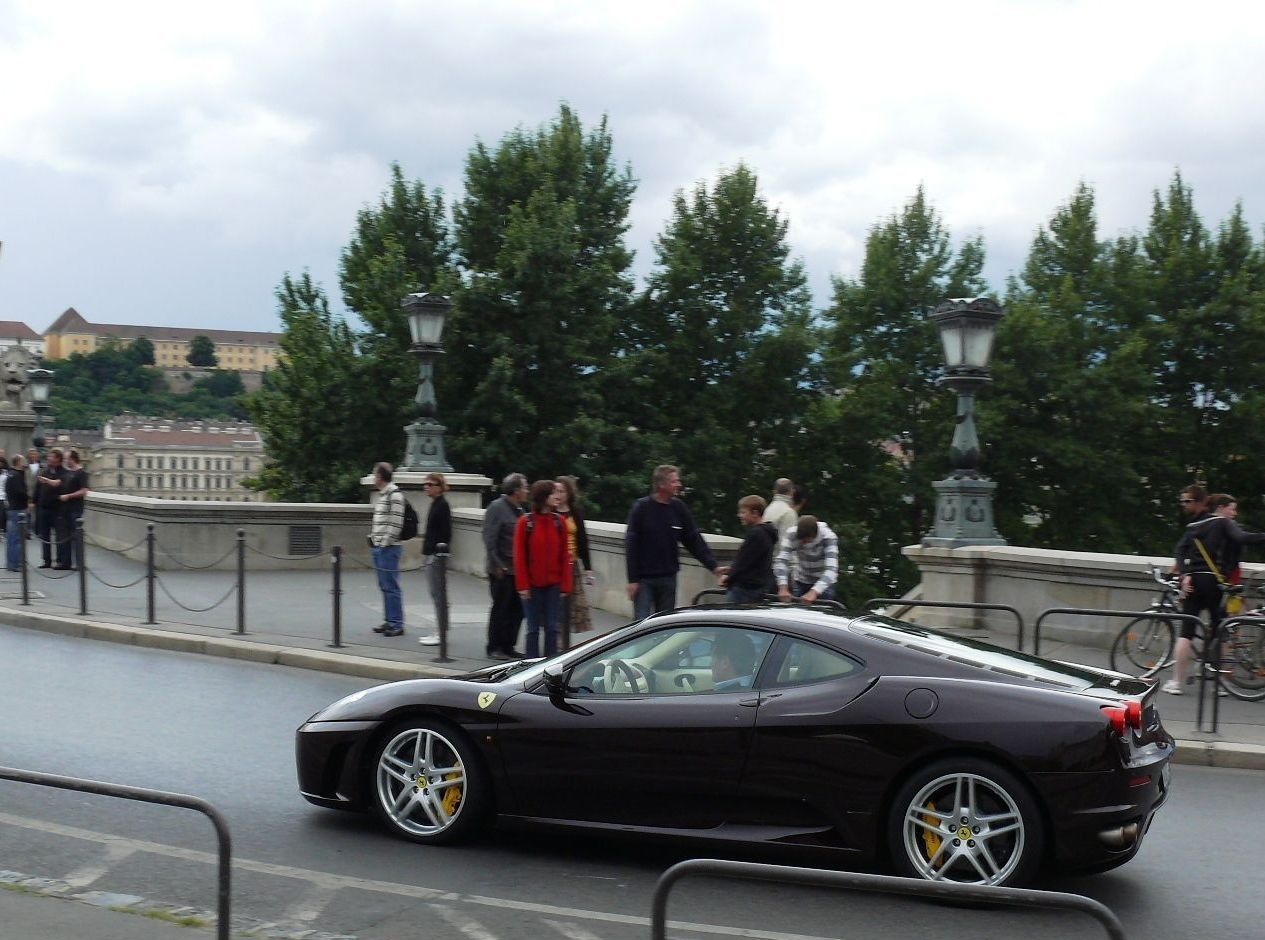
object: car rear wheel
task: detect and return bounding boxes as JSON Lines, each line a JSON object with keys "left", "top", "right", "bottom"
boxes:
{"left": 889, "top": 758, "right": 1044, "bottom": 887}
{"left": 370, "top": 719, "right": 489, "bottom": 844}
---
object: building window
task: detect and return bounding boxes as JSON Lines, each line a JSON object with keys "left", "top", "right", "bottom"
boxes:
{"left": 117, "top": 474, "right": 123, "bottom": 488}
{"left": 243, "top": 458, "right": 251, "bottom": 471}
{"left": 116, "top": 455, "right": 123, "bottom": 468}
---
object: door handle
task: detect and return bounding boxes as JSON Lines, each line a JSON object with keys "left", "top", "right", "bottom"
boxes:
{"left": 738, "top": 697, "right": 760, "bottom": 707}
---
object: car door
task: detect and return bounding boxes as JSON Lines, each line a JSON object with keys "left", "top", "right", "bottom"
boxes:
{"left": 738, "top": 636, "right": 878, "bottom": 848}
{"left": 495, "top": 624, "right": 773, "bottom": 829}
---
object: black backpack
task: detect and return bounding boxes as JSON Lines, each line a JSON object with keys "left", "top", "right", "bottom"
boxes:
{"left": 399, "top": 497, "right": 420, "bottom": 541}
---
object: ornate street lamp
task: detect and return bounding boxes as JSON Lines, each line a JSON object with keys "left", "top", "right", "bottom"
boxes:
{"left": 923, "top": 298, "right": 1007, "bottom": 547}
{"left": 400, "top": 292, "right": 454, "bottom": 471}
{"left": 27, "top": 367, "right": 54, "bottom": 448}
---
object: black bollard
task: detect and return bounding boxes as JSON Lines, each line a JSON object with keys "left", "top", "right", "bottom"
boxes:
{"left": 235, "top": 529, "right": 246, "bottom": 635}
{"left": 329, "top": 545, "right": 343, "bottom": 649}
{"left": 145, "top": 523, "right": 156, "bottom": 624}
{"left": 434, "top": 543, "right": 452, "bottom": 663}
{"left": 77, "top": 517, "right": 87, "bottom": 615}
{"left": 19, "top": 511, "right": 29, "bottom": 606}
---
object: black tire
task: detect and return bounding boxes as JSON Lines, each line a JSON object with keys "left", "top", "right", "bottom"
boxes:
{"left": 1217, "top": 620, "right": 1265, "bottom": 701}
{"left": 888, "top": 757, "right": 1045, "bottom": 888}
{"left": 1110, "top": 615, "right": 1175, "bottom": 678}
{"left": 369, "top": 718, "right": 490, "bottom": 844}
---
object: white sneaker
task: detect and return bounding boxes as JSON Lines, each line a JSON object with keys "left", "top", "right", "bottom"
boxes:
{"left": 1161, "top": 679, "right": 1183, "bottom": 695}
{"left": 1217, "top": 686, "right": 1230, "bottom": 698}
{"left": 418, "top": 634, "right": 440, "bottom": 646}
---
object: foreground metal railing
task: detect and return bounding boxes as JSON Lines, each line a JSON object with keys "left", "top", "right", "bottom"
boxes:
{"left": 651, "top": 859, "right": 1126, "bottom": 940}
{"left": 0, "top": 765, "right": 232, "bottom": 940}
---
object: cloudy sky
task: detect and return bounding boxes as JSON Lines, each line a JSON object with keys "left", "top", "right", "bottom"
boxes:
{"left": 2, "top": 0, "right": 1263, "bottom": 334}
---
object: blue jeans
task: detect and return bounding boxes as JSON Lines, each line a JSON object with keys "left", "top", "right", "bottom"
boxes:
{"left": 792, "top": 581, "right": 836, "bottom": 602}
{"left": 633, "top": 574, "right": 677, "bottom": 620}
{"left": 6, "top": 510, "right": 24, "bottom": 571}
{"left": 372, "top": 544, "right": 403, "bottom": 630}
{"left": 525, "top": 584, "right": 562, "bottom": 658}
{"left": 726, "top": 584, "right": 765, "bottom": 604}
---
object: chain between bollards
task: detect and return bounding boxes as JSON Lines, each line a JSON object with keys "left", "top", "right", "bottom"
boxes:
{"left": 434, "top": 543, "right": 452, "bottom": 663}
{"left": 19, "top": 511, "right": 30, "bottom": 606}
{"left": 235, "top": 529, "right": 246, "bottom": 635}
{"left": 329, "top": 545, "right": 343, "bottom": 648}
{"left": 145, "top": 523, "right": 157, "bottom": 624}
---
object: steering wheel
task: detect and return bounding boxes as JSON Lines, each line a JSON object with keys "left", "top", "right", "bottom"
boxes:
{"left": 603, "top": 658, "right": 648, "bottom": 693}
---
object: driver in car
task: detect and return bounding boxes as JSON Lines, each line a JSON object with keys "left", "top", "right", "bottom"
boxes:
{"left": 711, "top": 633, "right": 757, "bottom": 692}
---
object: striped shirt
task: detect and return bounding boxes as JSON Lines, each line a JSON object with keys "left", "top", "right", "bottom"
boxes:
{"left": 773, "top": 522, "right": 839, "bottom": 594}
{"left": 371, "top": 482, "right": 405, "bottom": 547}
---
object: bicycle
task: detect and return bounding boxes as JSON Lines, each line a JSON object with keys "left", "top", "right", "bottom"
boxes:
{"left": 1109, "top": 566, "right": 1181, "bottom": 679}
{"left": 1109, "top": 566, "right": 1265, "bottom": 701}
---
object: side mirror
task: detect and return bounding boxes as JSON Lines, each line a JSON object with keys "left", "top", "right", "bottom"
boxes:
{"left": 543, "top": 665, "right": 569, "bottom": 697}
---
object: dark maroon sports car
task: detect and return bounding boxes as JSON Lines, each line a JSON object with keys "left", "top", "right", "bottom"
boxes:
{"left": 296, "top": 604, "right": 1174, "bottom": 887}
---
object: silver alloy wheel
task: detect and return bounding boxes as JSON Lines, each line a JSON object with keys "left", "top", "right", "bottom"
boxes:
{"left": 375, "top": 727, "right": 467, "bottom": 836}
{"left": 901, "top": 772, "right": 1025, "bottom": 885}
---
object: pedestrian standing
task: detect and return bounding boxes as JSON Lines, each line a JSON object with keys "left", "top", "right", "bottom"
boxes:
{"left": 625, "top": 464, "right": 721, "bottom": 619}
{"left": 763, "top": 478, "right": 799, "bottom": 540}
{"left": 515, "top": 480, "right": 572, "bottom": 658}
{"left": 722, "top": 495, "right": 779, "bottom": 603}
{"left": 4, "top": 455, "right": 27, "bottom": 572}
{"left": 0, "top": 455, "right": 9, "bottom": 537}
{"left": 56, "top": 449, "right": 90, "bottom": 569}
{"left": 774, "top": 515, "right": 840, "bottom": 604}
{"left": 418, "top": 472, "right": 452, "bottom": 647}
{"left": 34, "top": 447, "right": 66, "bottom": 569}
{"left": 555, "top": 475, "right": 593, "bottom": 641}
{"left": 368, "top": 462, "right": 406, "bottom": 637}
{"left": 484, "top": 473, "right": 527, "bottom": 659}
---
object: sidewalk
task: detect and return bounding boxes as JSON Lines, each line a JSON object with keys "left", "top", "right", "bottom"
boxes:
{"left": 1, "top": 541, "right": 1263, "bottom": 767}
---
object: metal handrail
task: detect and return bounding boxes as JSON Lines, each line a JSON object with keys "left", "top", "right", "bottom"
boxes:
{"left": 650, "top": 859, "right": 1126, "bottom": 940}
{"left": 0, "top": 765, "right": 231, "bottom": 940}
{"left": 863, "top": 598, "right": 1026, "bottom": 652}
{"left": 1033, "top": 606, "right": 1216, "bottom": 731}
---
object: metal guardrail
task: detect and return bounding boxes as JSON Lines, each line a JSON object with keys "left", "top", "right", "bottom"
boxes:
{"left": 690, "top": 588, "right": 847, "bottom": 611}
{"left": 650, "top": 859, "right": 1127, "bottom": 940}
{"left": 0, "top": 765, "right": 232, "bottom": 940}
{"left": 863, "top": 598, "right": 1026, "bottom": 652}
{"left": 1033, "top": 607, "right": 1217, "bottom": 731}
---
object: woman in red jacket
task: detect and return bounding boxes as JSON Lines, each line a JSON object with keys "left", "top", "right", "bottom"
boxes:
{"left": 515, "top": 479, "right": 573, "bottom": 658}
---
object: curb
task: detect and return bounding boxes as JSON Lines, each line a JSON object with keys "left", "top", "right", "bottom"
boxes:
{"left": 0, "top": 604, "right": 464, "bottom": 682}
{"left": 5, "top": 603, "right": 1265, "bottom": 772}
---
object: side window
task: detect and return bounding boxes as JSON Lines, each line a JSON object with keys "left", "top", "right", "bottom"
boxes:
{"left": 774, "top": 639, "right": 862, "bottom": 687}
{"left": 568, "top": 626, "right": 773, "bottom": 696}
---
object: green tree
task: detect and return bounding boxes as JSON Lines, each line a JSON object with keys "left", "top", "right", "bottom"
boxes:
{"left": 801, "top": 187, "right": 986, "bottom": 599}
{"left": 187, "top": 335, "right": 218, "bottom": 367}
{"left": 243, "top": 273, "right": 367, "bottom": 501}
{"left": 983, "top": 182, "right": 1159, "bottom": 552}
{"left": 623, "top": 163, "right": 815, "bottom": 532}
{"left": 131, "top": 336, "right": 156, "bottom": 365}
{"left": 338, "top": 162, "right": 454, "bottom": 463}
{"left": 445, "top": 104, "right": 637, "bottom": 516}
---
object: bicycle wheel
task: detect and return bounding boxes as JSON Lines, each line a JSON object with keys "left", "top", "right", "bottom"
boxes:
{"left": 1217, "top": 620, "right": 1265, "bottom": 701}
{"left": 1110, "top": 614, "right": 1176, "bottom": 678}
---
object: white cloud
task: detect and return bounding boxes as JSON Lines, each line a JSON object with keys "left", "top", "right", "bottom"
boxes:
{"left": 1, "top": 0, "right": 1263, "bottom": 327}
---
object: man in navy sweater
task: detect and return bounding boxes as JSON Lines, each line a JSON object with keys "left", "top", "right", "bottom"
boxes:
{"left": 625, "top": 465, "right": 721, "bottom": 619}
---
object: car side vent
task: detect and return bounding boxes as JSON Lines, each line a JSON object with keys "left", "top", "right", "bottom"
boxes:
{"left": 288, "top": 525, "right": 322, "bottom": 556}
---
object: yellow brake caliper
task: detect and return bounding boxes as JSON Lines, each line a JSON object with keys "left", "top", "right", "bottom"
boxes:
{"left": 441, "top": 769, "right": 463, "bottom": 816}
{"left": 921, "top": 801, "right": 943, "bottom": 866}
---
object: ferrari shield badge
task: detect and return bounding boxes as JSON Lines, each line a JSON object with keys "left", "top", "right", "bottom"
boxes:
{"left": 478, "top": 692, "right": 497, "bottom": 709}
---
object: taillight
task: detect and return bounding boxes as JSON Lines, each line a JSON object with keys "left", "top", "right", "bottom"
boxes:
{"left": 1102, "top": 701, "right": 1143, "bottom": 736}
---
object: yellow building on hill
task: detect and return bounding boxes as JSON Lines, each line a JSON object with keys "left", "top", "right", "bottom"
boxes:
{"left": 43, "top": 308, "right": 281, "bottom": 372}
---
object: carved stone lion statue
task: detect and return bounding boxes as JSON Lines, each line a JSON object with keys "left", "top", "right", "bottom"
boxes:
{"left": 1, "top": 345, "right": 35, "bottom": 411}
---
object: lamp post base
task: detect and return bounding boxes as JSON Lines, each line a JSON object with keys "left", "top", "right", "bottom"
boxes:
{"left": 923, "top": 476, "right": 1007, "bottom": 548}
{"left": 401, "top": 418, "right": 453, "bottom": 472}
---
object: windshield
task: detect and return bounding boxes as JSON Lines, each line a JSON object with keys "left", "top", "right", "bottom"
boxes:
{"left": 849, "top": 615, "right": 1098, "bottom": 689}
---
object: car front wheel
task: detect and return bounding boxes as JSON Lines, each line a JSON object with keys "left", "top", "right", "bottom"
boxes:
{"left": 888, "top": 758, "right": 1044, "bottom": 887}
{"left": 370, "top": 719, "right": 489, "bottom": 844}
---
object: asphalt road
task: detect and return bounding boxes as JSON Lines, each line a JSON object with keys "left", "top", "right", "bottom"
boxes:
{"left": 1, "top": 625, "right": 1261, "bottom": 940}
